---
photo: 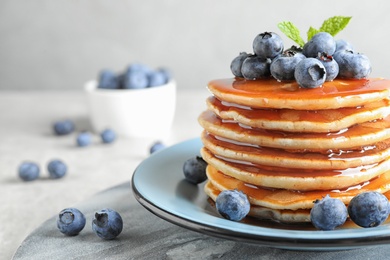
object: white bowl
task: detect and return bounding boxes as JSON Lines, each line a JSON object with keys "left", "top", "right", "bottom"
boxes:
{"left": 84, "top": 80, "right": 176, "bottom": 139}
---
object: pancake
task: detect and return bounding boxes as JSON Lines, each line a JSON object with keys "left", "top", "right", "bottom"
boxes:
{"left": 208, "top": 78, "right": 390, "bottom": 110}
{"left": 204, "top": 181, "right": 312, "bottom": 223}
{"left": 206, "top": 165, "right": 390, "bottom": 210}
{"left": 201, "top": 131, "right": 390, "bottom": 170}
{"left": 207, "top": 96, "right": 390, "bottom": 133}
{"left": 201, "top": 147, "right": 390, "bottom": 191}
{"left": 199, "top": 110, "right": 390, "bottom": 151}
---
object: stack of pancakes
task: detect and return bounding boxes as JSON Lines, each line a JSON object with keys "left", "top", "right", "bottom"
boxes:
{"left": 199, "top": 77, "right": 390, "bottom": 223}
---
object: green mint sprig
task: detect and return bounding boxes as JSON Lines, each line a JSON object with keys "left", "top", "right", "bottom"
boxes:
{"left": 277, "top": 16, "right": 352, "bottom": 47}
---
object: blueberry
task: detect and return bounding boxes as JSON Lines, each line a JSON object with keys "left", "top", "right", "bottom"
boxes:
{"left": 148, "top": 70, "right": 167, "bottom": 87}
{"left": 183, "top": 156, "right": 208, "bottom": 184}
{"left": 92, "top": 208, "right": 123, "bottom": 240}
{"left": 294, "top": 58, "right": 326, "bottom": 88}
{"left": 216, "top": 189, "right": 250, "bottom": 221}
{"left": 18, "top": 162, "right": 40, "bottom": 181}
{"left": 98, "top": 69, "right": 119, "bottom": 89}
{"left": 100, "top": 128, "right": 116, "bottom": 144}
{"left": 316, "top": 52, "right": 339, "bottom": 81}
{"left": 230, "top": 52, "right": 251, "bottom": 78}
{"left": 253, "top": 32, "right": 284, "bottom": 59}
{"left": 241, "top": 55, "right": 271, "bottom": 80}
{"left": 333, "top": 50, "right": 371, "bottom": 79}
{"left": 156, "top": 67, "right": 172, "bottom": 83}
{"left": 149, "top": 141, "right": 166, "bottom": 154}
{"left": 53, "top": 119, "right": 75, "bottom": 136}
{"left": 76, "top": 131, "right": 92, "bottom": 147}
{"left": 348, "top": 191, "right": 390, "bottom": 228}
{"left": 47, "top": 159, "right": 67, "bottom": 179}
{"left": 335, "top": 39, "right": 354, "bottom": 52}
{"left": 270, "top": 50, "right": 306, "bottom": 81}
{"left": 57, "top": 208, "right": 86, "bottom": 236}
{"left": 123, "top": 69, "right": 149, "bottom": 89}
{"left": 310, "top": 195, "right": 347, "bottom": 230}
{"left": 302, "top": 32, "right": 336, "bottom": 58}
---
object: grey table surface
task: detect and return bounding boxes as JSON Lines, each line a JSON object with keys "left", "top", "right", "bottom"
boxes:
{"left": 3, "top": 90, "right": 390, "bottom": 260}
{"left": 12, "top": 181, "right": 390, "bottom": 260}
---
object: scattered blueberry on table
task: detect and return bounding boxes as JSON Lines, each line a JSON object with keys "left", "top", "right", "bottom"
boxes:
{"left": 183, "top": 156, "right": 208, "bottom": 184}
{"left": 348, "top": 192, "right": 390, "bottom": 228}
{"left": 149, "top": 141, "right": 166, "bottom": 154}
{"left": 57, "top": 208, "right": 86, "bottom": 236}
{"left": 92, "top": 208, "right": 123, "bottom": 240}
{"left": 310, "top": 195, "right": 348, "bottom": 230}
{"left": 47, "top": 159, "right": 67, "bottom": 179}
{"left": 216, "top": 189, "right": 250, "bottom": 221}
{"left": 53, "top": 119, "right": 75, "bottom": 136}
{"left": 100, "top": 129, "right": 116, "bottom": 144}
{"left": 18, "top": 161, "right": 40, "bottom": 181}
{"left": 76, "top": 131, "right": 92, "bottom": 147}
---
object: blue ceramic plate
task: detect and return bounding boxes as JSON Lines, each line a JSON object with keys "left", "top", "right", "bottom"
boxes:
{"left": 132, "top": 138, "right": 390, "bottom": 251}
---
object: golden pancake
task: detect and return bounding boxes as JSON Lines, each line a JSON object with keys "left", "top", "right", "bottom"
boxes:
{"left": 208, "top": 78, "right": 390, "bottom": 110}
{"left": 201, "top": 131, "right": 390, "bottom": 170}
{"left": 207, "top": 96, "right": 390, "bottom": 133}
{"left": 206, "top": 165, "right": 390, "bottom": 209}
{"left": 199, "top": 110, "right": 390, "bottom": 151}
{"left": 201, "top": 148, "right": 390, "bottom": 191}
{"left": 204, "top": 181, "right": 312, "bottom": 223}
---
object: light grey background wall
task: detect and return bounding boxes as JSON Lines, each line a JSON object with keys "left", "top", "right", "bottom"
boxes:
{"left": 1, "top": 0, "right": 389, "bottom": 90}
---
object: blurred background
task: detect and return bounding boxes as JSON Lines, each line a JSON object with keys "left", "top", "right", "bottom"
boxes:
{"left": 1, "top": 0, "right": 389, "bottom": 91}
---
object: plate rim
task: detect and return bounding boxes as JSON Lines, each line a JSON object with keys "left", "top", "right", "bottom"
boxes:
{"left": 131, "top": 137, "right": 390, "bottom": 250}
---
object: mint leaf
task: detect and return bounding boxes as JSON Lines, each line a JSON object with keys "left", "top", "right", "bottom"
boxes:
{"left": 319, "top": 16, "right": 352, "bottom": 36}
{"left": 307, "top": 26, "right": 320, "bottom": 41}
{"left": 277, "top": 21, "right": 305, "bottom": 47}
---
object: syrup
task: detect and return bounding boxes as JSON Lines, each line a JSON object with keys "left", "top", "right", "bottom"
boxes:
{"left": 208, "top": 78, "right": 390, "bottom": 110}
{"left": 207, "top": 166, "right": 390, "bottom": 209}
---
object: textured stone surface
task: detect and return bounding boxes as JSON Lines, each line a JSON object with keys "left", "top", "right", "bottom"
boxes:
{"left": 0, "top": 89, "right": 208, "bottom": 259}
{"left": 13, "top": 182, "right": 390, "bottom": 260}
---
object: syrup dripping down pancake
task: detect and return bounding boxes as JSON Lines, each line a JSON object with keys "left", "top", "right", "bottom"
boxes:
{"left": 204, "top": 168, "right": 390, "bottom": 223}
{"left": 208, "top": 78, "right": 390, "bottom": 110}
{"left": 207, "top": 96, "right": 390, "bottom": 133}
{"left": 201, "top": 131, "right": 390, "bottom": 170}
{"left": 198, "top": 110, "right": 390, "bottom": 151}
{"left": 201, "top": 148, "right": 390, "bottom": 191}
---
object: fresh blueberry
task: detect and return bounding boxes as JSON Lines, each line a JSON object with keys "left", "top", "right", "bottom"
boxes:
{"left": 100, "top": 129, "right": 116, "bottom": 144}
{"left": 216, "top": 189, "right": 250, "bottom": 221}
{"left": 18, "top": 162, "right": 40, "bottom": 181}
{"left": 310, "top": 195, "right": 347, "bottom": 230}
{"left": 183, "top": 156, "right": 208, "bottom": 184}
{"left": 98, "top": 69, "right": 119, "bottom": 89}
{"left": 230, "top": 52, "right": 251, "bottom": 77}
{"left": 270, "top": 50, "right": 305, "bottom": 81}
{"left": 47, "top": 159, "right": 67, "bottom": 179}
{"left": 302, "top": 32, "right": 336, "bottom": 58}
{"left": 253, "top": 32, "right": 284, "bottom": 59}
{"left": 149, "top": 141, "right": 166, "bottom": 154}
{"left": 57, "top": 208, "right": 86, "bottom": 236}
{"left": 333, "top": 50, "right": 371, "bottom": 79}
{"left": 123, "top": 69, "right": 149, "bottom": 89}
{"left": 92, "top": 208, "right": 123, "bottom": 240}
{"left": 241, "top": 55, "right": 271, "bottom": 80}
{"left": 156, "top": 67, "right": 172, "bottom": 83}
{"left": 148, "top": 70, "right": 167, "bottom": 87}
{"left": 294, "top": 58, "right": 326, "bottom": 88}
{"left": 53, "top": 119, "right": 75, "bottom": 136}
{"left": 76, "top": 131, "right": 92, "bottom": 147}
{"left": 316, "top": 52, "right": 339, "bottom": 81}
{"left": 335, "top": 39, "right": 354, "bottom": 52}
{"left": 348, "top": 191, "right": 390, "bottom": 228}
